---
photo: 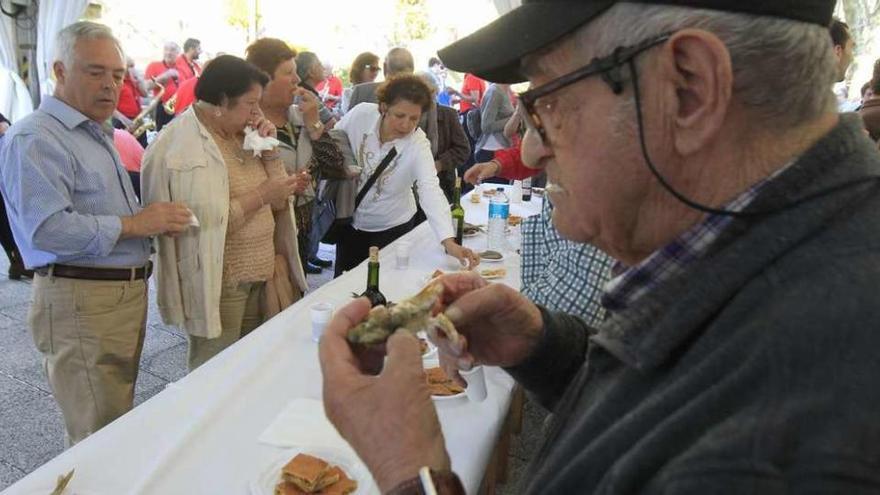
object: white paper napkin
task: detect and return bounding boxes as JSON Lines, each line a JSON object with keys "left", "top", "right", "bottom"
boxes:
{"left": 242, "top": 126, "right": 281, "bottom": 157}
{"left": 258, "top": 398, "right": 351, "bottom": 451}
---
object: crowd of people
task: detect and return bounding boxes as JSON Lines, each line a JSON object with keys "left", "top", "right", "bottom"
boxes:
{"left": 2, "top": 0, "right": 880, "bottom": 492}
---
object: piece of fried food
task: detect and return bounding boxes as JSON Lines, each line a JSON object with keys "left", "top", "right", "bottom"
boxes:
{"left": 321, "top": 466, "right": 358, "bottom": 495}
{"left": 347, "top": 282, "right": 461, "bottom": 348}
{"left": 282, "top": 454, "right": 330, "bottom": 492}
{"left": 425, "top": 367, "right": 465, "bottom": 396}
{"left": 275, "top": 480, "right": 308, "bottom": 495}
{"left": 507, "top": 215, "right": 523, "bottom": 226}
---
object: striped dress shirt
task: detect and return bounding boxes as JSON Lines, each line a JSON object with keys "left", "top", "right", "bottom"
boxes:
{"left": 0, "top": 96, "right": 149, "bottom": 269}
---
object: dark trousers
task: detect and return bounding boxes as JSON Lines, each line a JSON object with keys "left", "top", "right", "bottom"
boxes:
{"left": 155, "top": 103, "right": 175, "bottom": 132}
{"left": 334, "top": 217, "right": 415, "bottom": 278}
{"left": 0, "top": 191, "right": 18, "bottom": 258}
{"left": 128, "top": 171, "right": 141, "bottom": 201}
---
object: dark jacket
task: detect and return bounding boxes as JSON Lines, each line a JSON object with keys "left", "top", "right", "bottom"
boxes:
{"left": 435, "top": 105, "right": 470, "bottom": 201}
{"left": 509, "top": 114, "right": 880, "bottom": 494}
{"left": 859, "top": 98, "right": 880, "bottom": 141}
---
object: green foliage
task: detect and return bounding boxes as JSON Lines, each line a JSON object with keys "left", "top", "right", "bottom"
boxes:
{"left": 391, "top": 0, "right": 433, "bottom": 44}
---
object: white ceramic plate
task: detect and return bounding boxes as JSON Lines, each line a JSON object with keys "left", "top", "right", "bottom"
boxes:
{"left": 480, "top": 268, "right": 507, "bottom": 280}
{"left": 250, "top": 446, "right": 372, "bottom": 495}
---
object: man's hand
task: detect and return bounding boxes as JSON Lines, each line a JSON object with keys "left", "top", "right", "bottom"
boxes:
{"left": 463, "top": 161, "right": 500, "bottom": 185}
{"left": 120, "top": 202, "right": 191, "bottom": 239}
{"left": 430, "top": 272, "right": 544, "bottom": 386}
{"left": 320, "top": 298, "right": 451, "bottom": 492}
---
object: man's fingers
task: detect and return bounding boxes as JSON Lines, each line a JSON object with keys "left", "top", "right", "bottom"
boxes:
{"left": 435, "top": 271, "right": 488, "bottom": 307}
{"left": 444, "top": 283, "right": 508, "bottom": 329}
{"left": 319, "top": 298, "right": 373, "bottom": 380}
{"left": 384, "top": 329, "right": 423, "bottom": 374}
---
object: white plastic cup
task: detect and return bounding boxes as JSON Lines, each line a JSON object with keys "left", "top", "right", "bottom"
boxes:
{"left": 510, "top": 181, "right": 523, "bottom": 203}
{"left": 460, "top": 365, "right": 488, "bottom": 402}
{"left": 309, "top": 302, "right": 334, "bottom": 342}
{"left": 395, "top": 241, "right": 412, "bottom": 269}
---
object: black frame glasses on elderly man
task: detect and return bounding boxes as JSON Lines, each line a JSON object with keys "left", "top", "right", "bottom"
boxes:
{"left": 517, "top": 32, "right": 672, "bottom": 142}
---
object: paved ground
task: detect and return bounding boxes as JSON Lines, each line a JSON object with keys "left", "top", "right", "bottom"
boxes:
{"left": 0, "top": 246, "right": 544, "bottom": 493}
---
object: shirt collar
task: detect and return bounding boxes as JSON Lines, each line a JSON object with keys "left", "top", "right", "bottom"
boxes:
{"left": 41, "top": 96, "right": 92, "bottom": 130}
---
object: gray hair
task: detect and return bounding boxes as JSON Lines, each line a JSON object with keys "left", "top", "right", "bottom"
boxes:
{"left": 568, "top": 3, "right": 837, "bottom": 129}
{"left": 54, "top": 21, "right": 123, "bottom": 69}
{"left": 295, "top": 51, "right": 320, "bottom": 81}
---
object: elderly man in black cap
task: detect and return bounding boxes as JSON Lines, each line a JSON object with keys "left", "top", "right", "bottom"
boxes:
{"left": 319, "top": 1, "right": 880, "bottom": 493}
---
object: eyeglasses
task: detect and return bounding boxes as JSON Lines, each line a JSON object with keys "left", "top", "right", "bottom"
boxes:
{"left": 365, "top": 65, "right": 381, "bottom": 72}
{"left": 517, "top": 33, "right": 672, "bottom": 143}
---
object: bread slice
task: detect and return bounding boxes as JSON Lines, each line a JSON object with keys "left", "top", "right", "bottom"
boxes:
{"left": 282, "top": 453, "right": 331, "bottom": 492}
{"left": 321, "top": 466, "right": 359, "bottom": 495}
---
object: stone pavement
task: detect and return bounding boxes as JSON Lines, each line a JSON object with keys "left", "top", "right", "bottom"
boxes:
{"left": 0, "top": 246, "right": 543, "bottom": 493}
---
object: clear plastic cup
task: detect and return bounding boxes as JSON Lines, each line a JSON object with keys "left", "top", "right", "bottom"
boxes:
{"left": 309, "top": 302, "right": 334, "bottom": 342}
{"left": 395, "top": 241, "right": 412, "bottom": 269}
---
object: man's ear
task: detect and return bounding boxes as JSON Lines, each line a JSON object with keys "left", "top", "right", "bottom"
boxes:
{"left": 379, "top": 103, "right": 387, "bottom": 115}
{"left": 53, "top": 61, "right": 66, "bottom": 86}
{"left": 663, "top": 29, "right": 733, "bottom": 156}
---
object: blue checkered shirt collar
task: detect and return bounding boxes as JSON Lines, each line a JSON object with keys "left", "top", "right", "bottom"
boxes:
{"left": 601, "top": 170, "right": 787, "bottom": 313}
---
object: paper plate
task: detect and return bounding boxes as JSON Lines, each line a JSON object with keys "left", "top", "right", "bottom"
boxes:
{"left": 250, "top": 446, "right": 373, "bottom": 495}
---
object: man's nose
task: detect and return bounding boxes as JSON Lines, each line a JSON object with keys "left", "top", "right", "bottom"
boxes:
{"left": 521, "top": 126, "right": 549, "bottom": 169}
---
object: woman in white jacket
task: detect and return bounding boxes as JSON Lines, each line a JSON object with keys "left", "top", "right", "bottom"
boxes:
{"left": 142, "top": 55, "right": 310, "bottom": 370}
{"left": 334, "top": 75, "right": 479, "bottom": 276}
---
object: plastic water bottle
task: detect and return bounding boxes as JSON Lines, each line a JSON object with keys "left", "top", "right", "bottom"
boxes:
{"left": 487, "top": 187, "right": 509, "bottom": 251}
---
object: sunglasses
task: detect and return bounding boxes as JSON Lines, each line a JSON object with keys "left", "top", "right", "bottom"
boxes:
{"left": 517, "top": 32, "right": 672, "bottom": 143}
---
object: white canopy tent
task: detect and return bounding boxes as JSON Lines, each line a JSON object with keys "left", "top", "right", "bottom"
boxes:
{"left": 35, "top": 0, "right": 89, "bottom": 97}
{"left": 0, "top": 8, "right": 33, "bottom": 121}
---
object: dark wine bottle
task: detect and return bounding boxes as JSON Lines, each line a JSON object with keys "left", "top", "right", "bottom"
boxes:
{"left": 451, "top": 177, "right": 465, "bottom": 245}
{"left": 363, "top": 246, "right": 387, "bottom": 307}
{"left": 522, "top": 177, "right": 532, "bottom": 202}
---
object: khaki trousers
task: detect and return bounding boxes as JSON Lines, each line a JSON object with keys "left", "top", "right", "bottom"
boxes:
{"left": 187, "top": 282, "right": 265, "bottom": 371}
{"left": 29, "top": 274, "right": 148, "bottom": 445}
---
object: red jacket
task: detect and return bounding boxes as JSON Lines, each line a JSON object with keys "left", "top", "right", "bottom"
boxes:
{"left": 492, "top": 137, "right": 540, "bottom": 180}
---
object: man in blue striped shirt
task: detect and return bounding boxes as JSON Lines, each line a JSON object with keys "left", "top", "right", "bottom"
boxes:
{"left": 0, "top": 21, "right": 191, "bottom": 445}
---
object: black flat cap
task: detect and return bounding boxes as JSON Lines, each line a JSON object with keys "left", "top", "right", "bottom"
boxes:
{"left": 439, "top": 0, "right": 837, "bottom": 83}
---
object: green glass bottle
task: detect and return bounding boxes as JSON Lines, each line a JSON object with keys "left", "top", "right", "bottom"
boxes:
{"left": 451, "top": 177, "right": 465, "bottom": 245}
{"left": 364, "top": 246, "right": 387, "bottom": 307}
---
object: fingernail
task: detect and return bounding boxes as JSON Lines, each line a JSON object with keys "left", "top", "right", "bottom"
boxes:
{"left": 457, "top": 357, "right": 473, "bottom": 371}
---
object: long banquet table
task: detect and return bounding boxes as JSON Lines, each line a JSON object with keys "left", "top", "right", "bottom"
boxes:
{"left": 3, "top": 186, "right": 542, "bottom": 495}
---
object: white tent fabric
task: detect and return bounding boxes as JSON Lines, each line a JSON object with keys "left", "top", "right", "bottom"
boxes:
{"left": 0, "top": 12, "right": 33, "bottom": 121}
{"left": 36, "top": 0, "right": 89, "bottom": 97}
{"left": 493, "top": 0, "right": 521, "bottom": 15}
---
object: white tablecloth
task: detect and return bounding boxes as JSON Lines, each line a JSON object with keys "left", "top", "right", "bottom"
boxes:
{"left": 3, "top": 187, "right": 542, "bottom": 495}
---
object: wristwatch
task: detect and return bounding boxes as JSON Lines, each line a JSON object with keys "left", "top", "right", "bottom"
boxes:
{"left": 386, "top": 467, "right": 465, "bottom": 495}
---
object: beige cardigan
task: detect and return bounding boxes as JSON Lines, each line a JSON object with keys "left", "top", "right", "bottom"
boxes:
{"left": 141, "top": 107, "right": 307, "bottom": 338}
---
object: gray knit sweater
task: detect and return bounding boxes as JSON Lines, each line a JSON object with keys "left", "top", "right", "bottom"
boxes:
{"left": 508, "top": 114, "right": 880, "bottom": 494}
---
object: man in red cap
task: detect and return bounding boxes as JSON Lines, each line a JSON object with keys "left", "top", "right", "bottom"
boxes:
{"left": 320, "top": 1, "right": 880, "bottom": 493}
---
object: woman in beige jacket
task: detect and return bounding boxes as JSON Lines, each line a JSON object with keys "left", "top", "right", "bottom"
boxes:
{"left": 142, "top": 55, "right": 310, "bottom": 370}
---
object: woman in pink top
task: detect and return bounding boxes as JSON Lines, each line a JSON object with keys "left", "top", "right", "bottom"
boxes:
{"left": 113, "top": 129, "right": 145, "bottom": 198}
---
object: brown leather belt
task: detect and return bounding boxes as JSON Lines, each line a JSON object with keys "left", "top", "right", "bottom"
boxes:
{"left": 34, "top": 262, "right": 153, "bottom": 281}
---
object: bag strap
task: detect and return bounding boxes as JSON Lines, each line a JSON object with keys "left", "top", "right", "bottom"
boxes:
{"left": 354, "top": 147, "right": 398, "bottom": 211}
